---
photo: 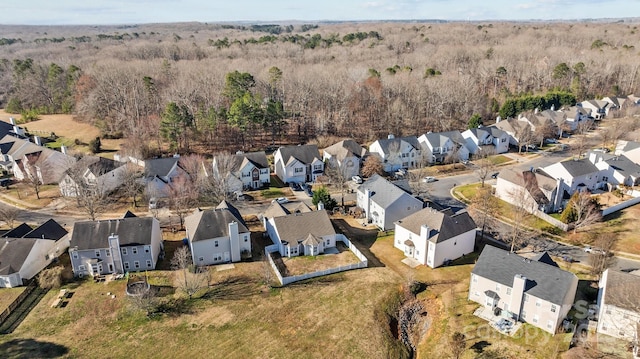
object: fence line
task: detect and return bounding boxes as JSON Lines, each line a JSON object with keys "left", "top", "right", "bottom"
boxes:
{"left": 602, "top": 196, "right": 640, "bottom": 216}
{"left": 0, "top": 282, "right": 36, "bottom": 325}
{"left": 264, "top": 236, "right": 368, "bottom": 286}
{"left": 532, "top": 209, "right": 570, "bottom": 231}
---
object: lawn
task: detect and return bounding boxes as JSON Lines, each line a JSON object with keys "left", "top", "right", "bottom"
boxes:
{"left": 489, "top": 154, "right": 512, "bottom": 166}
{"left": 276, "top": 242, "right": 361, "bottom": 276}
{"left": 0, "top": 287, "right": 26, "bottom": 312}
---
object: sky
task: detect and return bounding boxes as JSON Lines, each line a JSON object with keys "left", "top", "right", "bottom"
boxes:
{"left": 2, "top": 0, "right": 640, "bottom": 25}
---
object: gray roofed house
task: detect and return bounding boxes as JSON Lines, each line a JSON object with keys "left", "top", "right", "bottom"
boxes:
{"left": 600, "top": 154, "right": 640, "bottom": 187}
{"left": 23, "top": 219, "right": 68, "bottom": 241}
{"left": 469, "top": 245, "right": 578, "bottom": 335}
{"left": 143, "top": 156, "right": 185, "bottom": 198}
{"left": 69, "top": 215, "right": 163, "bottom": 277}
{"left": 322, "top": 139, "right": 368, "bottom": 179}
{"left": 268, "top": 210, "right": 338, "bottom": 257}
{"left": 495, "top": 168, "right": 565, "bottom": 214}
{"left": 185, "top": 205, "right": 251, "bottom": 265}
{"left": 394, "top": 207, "right": 477, "bottom": 268}
{"left": 418, "top": 131, "right": 470, "bottom": 164}
{"left": 542, "top": 158, "right": 605, "bottom": 193}
{"left": 368, "top": 135, "right": 422, "bottom": 172}
{"left": 216, "top": 200, "right": 245, "bottom": 226}
{"left": 597, "top": 269, "right": 640, "bottom": 344}
{"left": 461, "top": 126, "right": 510, "bottom": 155}
{"left": 273, "top": 145, "right": 324, "bottom": 184}
{"left": 614, "top": 140, "right": 640, "bottom": 166}
{"left": 0, "top": 238, "right": 37, "bottom": 286}
{"left": 357, "top": 174, "right": 423, "bottom": 230}
{"left": 215, "top": 151, "right": 271, "bottom": 191}
{"left": 2, "top": 223, "right": 33, "bottom": 238}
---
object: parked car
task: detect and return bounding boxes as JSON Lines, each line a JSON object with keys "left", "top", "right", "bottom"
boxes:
{"left": 561, "top": 255, "right": 575, "bottom": 263}
{"left": 422, "top": 176, "right": 437, "bottom": 183}
{"left": 491, "top": 172, "right": 500, "bottom": 179}
{"left": 274, "top": 197, "right": 289, "bottom": 204}
{"left": 352, "top": 175, "right": 363, "bottom": 184}
{"left": 544, "top": 138, "right": 558, "bottom": 144}
{"left": 593, "top": 147, "right": 610, "bottom": 153}
{"left": 148, "top": 197, "right": 158, "bottom": 210}
{"left": 583, "top": 245, "right": 605, "bottom": 254}
{"left": 289, "top": 182, "right": 303, "bottom": 191}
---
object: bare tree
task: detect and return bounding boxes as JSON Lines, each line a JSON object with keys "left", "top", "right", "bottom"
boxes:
{"left": 505, "top": 184, "right": 534, "bottom": 252}
{"left": 37, "top": 266, "right": 64, "bottom": 289}
{"left": 324, "top": 159, "right": 350, "bottom": 207}
{"left": 119, "top": 162, "right": 144, "bottom": 207}
{"left": 361, "top": 155, "right": 385, "bottom": 178}
{"left": 64, "top": 158, "right": 113, "bottom": 221}
{"left": 171, "top": 246, "right": 209, "bottom": 299}
{"left": 22, "top": 158, "right": 45, "bottom": 200}
{"left": 0, "top": 206, "right": 19, "bottom": 229}
{"left": 561, "top": 191, "right": 602, "bottom": 233}
{"left": 167, "top": 174, "right": 198, "bottom": 229}
{"left": 449, "top": 331, "right": 466, "bottom": 359}
{"left": 588, "top": 232, "right": 618, "bottom": 280}
{"left": 469, "top": 185, "right": 499, "bottom": 240}
{"left": 129, "top": 285, "right": 157, "bottom": 317}
{"left": 474, "top": 147, "right": 497, "bottom": 187}
{"left": 207, "top": 152, "right": 239, "bottom": 203}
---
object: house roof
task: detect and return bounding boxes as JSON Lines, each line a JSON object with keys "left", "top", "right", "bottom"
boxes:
{"left": 185, "top": 208, "right": 249, "bottom": 243}
{"left": 2, "top": 223, "right": 33, "bottom": 238}
{"left": 144, "top": 157, "right": 179, "bottom": 178}
{"left": 230, "top": 151, "right": 269, "bottom": 172}
{"left": 262, "top": 200, "right": 312, "bottom": 219}
{"left": 123, "top": 210, "right": 137, "bottom": 218}
{"left": 605, "top": 155, "right": 640, "bottom": 179}
{"left": 499, "top": 168, "right": 557, "bottom": 206}
{"left": 358, "top": 174, "right": 418, "bottom": 209}
{"left": 0, "top": 238, "right": 36, "bottom": 275}
{"left": 271, "top": 210, "right": 335, "bottom": 245}
{"left": 216, "top": 200, "right": 245, "bottom": 226}
{"left": 602, "top": 269, "right": 640, "bottom": 313}
{"left": 69, "top": 156, "right": 123, "bottom": 177}
{"left": 70, "top": 217, "right": 158, "bottom": 250}
{"left": 277, "top": 145, "right": 321, "bottom": 165}
{"left": 472, "top": 246, "right": 578, "bottom": 305}
{"left": 371, "top": 136, "right": 420, "bottom": 155}
{"left": 550, "top": 159, "right": 601, "bottom": 178}
{"left": 395, "top": 207, "right": 477, "bottom": 243}
{"left": 23, "top": 219, "right": 67, "bottom": 240}
{"left": 323, "top": 139, "right": 367, "bottom": 161}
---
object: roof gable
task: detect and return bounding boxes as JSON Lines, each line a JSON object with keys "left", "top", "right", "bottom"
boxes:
{"left": 358, "top": 174, "right": 418, "bottom": 209}
{"left": 185, "top": 208, "right": 249, "bottom": 242}
{"left": 272, "top": 210, "right": 335, "bottom": 244}
{"left": 276, "top": 145, "right": 321, "bottom": 165}
{"left": 395, "top": 207, "right": 477, "bottom": 243}
{"left": 70, "top": 217, "right": 157, "bottom": 250}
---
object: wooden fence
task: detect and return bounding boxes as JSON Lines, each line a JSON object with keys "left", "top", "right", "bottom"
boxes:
{"left": 0, "top": 282, "right": 36, "bottom": 325}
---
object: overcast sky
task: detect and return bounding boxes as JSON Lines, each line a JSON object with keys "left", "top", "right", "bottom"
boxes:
{"left": 2, "top": 0, "right": 639, "bottom": 25}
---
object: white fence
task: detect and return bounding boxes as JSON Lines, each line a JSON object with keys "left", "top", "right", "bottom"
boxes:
{"left": 264, "top": 235, "right": 368, "bottom": 286}
{"left": 532, "top": 209, "right": 570, "bottom": 231}
{"left": 602, "top": 196, "right": 640, "bottom": 216}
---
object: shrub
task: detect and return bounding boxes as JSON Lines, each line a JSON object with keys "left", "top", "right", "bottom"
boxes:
{"left": 38, "top": 266, "right": 64, "bottom": 289}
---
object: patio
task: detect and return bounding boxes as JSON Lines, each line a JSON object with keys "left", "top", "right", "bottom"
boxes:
{"left": 474, "top": 306, "right": 523, "bottom": 337}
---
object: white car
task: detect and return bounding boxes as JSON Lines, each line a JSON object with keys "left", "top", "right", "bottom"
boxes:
{"left": 352, "top": 175, "right": 363, "bottom": 184}
{"left": 148, "top": 197, "right": 158, "bottom": 209}
{"left": 274, "top": 197, "right": 289, "bottom": 204}
{"left": 422, "top": 176, "right": 436, "bottom": 183}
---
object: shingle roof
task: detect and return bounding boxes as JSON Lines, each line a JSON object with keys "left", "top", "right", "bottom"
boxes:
{"left": 271, "top": 210, "right": 335, "bottom": 245}
{"left": 605, "top": 155, "right": 640, "bottom": 178}
{"left": 553, "top": 159, "right": 601, "bottom": 178}
{"left": 144, "top": 157, "right": 178, "bottom": 178}
{"left": 372, "top": 136, "right": 420, "bottom": 155}
{"left": 395, "top": 207, "right": 477, "bottom": 243}
{"left": 0, "top": 238, "right": 36, "bottom": 275}
{"left": 23, "top": 219, "right": 67, "bottom": 240}
{"left": 2, "top": 223, "right": 33, "bottom": 238}
{"left": 185, "top": 208, "right": 249, "bottom": 243}
{"left": 262, "top": 201, "right": 312, "bottom": 219}
{"left": 472, "top": 246, "right": 578, "bottom": 305}
{"left": 323, "top": 139, "right": 367, "bottom": 161}
{"left": 358, "top": 174, "right": 419, "bottom": 209}
{"left": 216, "top": 200, "right": 245, "bottom": 226}
{"left": 70, "top": 217, "right": 157, "bottom": 250}
{"left": 229, "top": 151, "right": 269, "bottom": 172}
{"left": 602, "top": 269, "right": 640, "bottom": 312}
{"left": 70, "top": 156, "right": 123, "bottom": 177}
{"left": 277, "top": 145, "right": 321, "bottom": 165}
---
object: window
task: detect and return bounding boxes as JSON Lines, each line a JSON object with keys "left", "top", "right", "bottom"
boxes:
{"left": 521, "top": 310, "right": 527, "bottom": 319}
{"left": 244, "top": 237, "right": 248, "bottom": 242}
{"left": 145, "top": 246, "right": 150, "bottom": 253}
{"left": 134, "top": 261, "right": 140, "bottom": 269}
{"left": 72, "top": 251, "right": 78, "bottom": 259}
{"left": 496, "top": 284, "right": 501, "bottom": 292}
{"left": 536, "top": 299, "right": 542, "bottom": 307}
{"left": 472, "top": 275, "right": 477, "bottom": 283}
{"left": 106, "top": 249, "right": 110, "bottom": 257}
{"left": 215, "top": 240, "right": 219, "bottom": 247}
{"left": 95, "top": 250, "right": 100, "bottom": 257}
{"left": 533, "top": 314, "right": 539, "bottom": 323}
{"left": 121, "top": 248, "right": 128, "bottom": 255}
{"left": 506, "top": 287, "right": 512, "bottom": 295}
{"left": 78, "top": 265, "right": 85, "bottom": 271}
{"left": 314, "top": 164, "right": 322, "bottom": 171}
{"left": 132, "top": 247, "right": 138, "bottom": 255}
{"left": 547, "top": 320, "right": 554, "bottom": 329}
{"left": 294, "top": 167, "right": 304, "bottom": 173}
{"left": 524, "top": 294, "right": 529, "bottom": 303}
{"left": 124, "top": 262, "right": 130, "bottom": 270}
{"left": 198, "top": 257, "right": 204, "bottom": 262}
{"left": 326, "top": 239, "right": 330, "bottom": 245}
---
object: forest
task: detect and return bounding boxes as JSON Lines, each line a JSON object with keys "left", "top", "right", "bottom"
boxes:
{"left": 0, "top": 20, "right": 639, "bottom": 157}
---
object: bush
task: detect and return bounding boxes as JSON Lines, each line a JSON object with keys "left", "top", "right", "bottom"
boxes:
{"left": 38, "top": 266, "right": 64, "bottom": 289}
{"left": 89, "top": 137, "right": 101, "bottom": 153}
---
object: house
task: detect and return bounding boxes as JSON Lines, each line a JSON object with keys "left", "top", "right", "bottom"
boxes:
{"left": 614, "top": 140, "right": 640, "bottom": 166}
{"left": 597, "top": 269, "right": 640, "bottom": 351}
{"left": 273, "top": 145, "right": 323, "bottom": 184}
{"left": 558, "top": 106, "right": 592, "bottom": 132}
{"left": 213, "top": 151, "right": 270, "bottom": 192}
{"left": 368, "top": 135, "right": 422, "bottom": 172}
{"left": 494, "top": 118, "right": 534, "bottom": 148}
{"left": 394, "top": 207, "right": 477, "bottom": 268}
{"left": 0, "top": 134, "right": 75, "bottom": 184}
{"left": 266, "top": 210, "right": 337, "bottom": 257}
{"left": 417, "top": 131, "right": 469, "bottom": 164}
{"left": 541, "top": 159, "right": 606, "bottom": 193}
{"left": 469, "top": 245, "right": 579, "bottom": 335}
{"left": 601, "top": 96, "right": 629, "bottom": 116}
{"left": 261, "top": 200, "right": 312, "bottom": 230}
{"left": 461, "top": 126, "right": 509, "bottom": 155}
{"left": 69, "top": 215, "right": 163, "bottom": 277}
{"left": 59, "top": 156, "right": 128, "bottom": 197}
{"left": 591, "top": 152, "right": 640, "bottom": 187}
{"left": 580, "top": 100, "right": 609, "bottom": 120}
{"left": 495, "top": 168, "right": 566, "bottom": 214}
{"left": 0, "top": 220, "right": 69, "bottom": 288}
{"left": 143, "top": 156, "right": 184, "bottom": 198}
{"left": 184, "top": 202, "right": 251, "bottom": 266}
{"left": 356, "top": 174, "right": 423, "bottom": 230}
{"left": 322, "top": 139, "right": 368, "bottom": 179}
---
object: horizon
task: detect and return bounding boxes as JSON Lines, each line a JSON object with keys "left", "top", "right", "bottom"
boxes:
{"left": 2, "top": 0, "right": 640, "bottom": 26}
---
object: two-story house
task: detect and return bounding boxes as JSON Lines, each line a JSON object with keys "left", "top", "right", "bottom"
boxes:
{"left": 417, "top": 131, "right": 469, "bottom": 164}
{"left": 266, "top": 210, "right": 337, "bottom": 257}
{"left": 59, "top": 156, "right": 128, "bottom": 197}
{"left": 558, "top": 106, "right": 592, "bottom": 132}
{"left": 184, "top": 201, "right": 251, "bottom": 265}
{"left": 469, "top": 245, "right": 579, "bottom": 335}
{"left": 461, "top": 126, "right": 509, "bottom": 155}
{"left": 591, "top": 152, "right": 640, "bottom": 188}
{"left": 597, "top": 269, "right": 640, "bottom": 353}
{"left": 273, "top": 145, "right": 323, "bottom": 184}
{"left": 580, "top": 100, "right": 609, "bottom": 120}
{"left": 69, "top": 214, "right": 163, "bottom": 277}
{"left": 394, "top": 207, "right": 477, "bottom": 268}
{"left": 356, "top": 174, "right": 423, "bottom": 230}
{"left": 143, "top": 156, "right": 185, "bottom": 198}
{"left": 214, "top": 151, "right": 270, "bottom": 192}
{"left": 495, "top": 168, "right": 566, "bottom": 214}
{"left": 368, "top": 135, "right": 422, "bottom": 172}
{"left": 322, "top": 139, "right": 368, "bottom": 179}
{"left": 542, "top": 158, "right": 606, "bottom": 193}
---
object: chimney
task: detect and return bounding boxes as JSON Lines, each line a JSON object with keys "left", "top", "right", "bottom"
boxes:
{"left": 229, "top": 221, "right": 240, "bottom": 262}
{"left": 9, "top": 117, "right": 15, "bottom": 125}
{"left": 551, "top": 104, "right": 555, "bottom": 111}
{"left": 534, "top": 108, "right": 539, "bottom": 114}
{"left": 496, "top": 116, "right": 501, "bottom": 123}
{"left": 554, "top": 178, "right": 564, "bottom": 211}
{"left": 364, "top": 188, "right": 372, "bottom": 219}
{"left": 388, "top": 134, "right": 395, "bottom": 139}
{"left": 420, "top": 225, "right": 430, "bottom": 242}
{"left": 12, "top": 125, "right": 24, "bottom": 136}
{"left": 60, "top": 145, "right": 67, "bottom": 155}
{"left": 317, "top": 201, "right": 325, "bottom": 211}
{"left": 33, "top": 136, "right": 42, "bottom": 146}
{"left": 510, "top": 274, "right": 528, "bottom": 321}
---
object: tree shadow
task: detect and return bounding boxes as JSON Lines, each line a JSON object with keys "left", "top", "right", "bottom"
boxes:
{"left": 153, "top": 297, "right": 195, "bottom": 317}
{"left": 470, "top": 340, "right": 491, "bottom": 354}
{"left": 201, "top": 276, "right": 260, "bottom": 301}
{"left": 0, "top": 338, "right": 68, "bottom": 358}
{"left": 331, "top": 218, "right": 385, "bottom": 267}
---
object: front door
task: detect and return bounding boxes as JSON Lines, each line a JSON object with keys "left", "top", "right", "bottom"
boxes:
{"left": 224, "top": 252, "right": 230, "bottom": 262}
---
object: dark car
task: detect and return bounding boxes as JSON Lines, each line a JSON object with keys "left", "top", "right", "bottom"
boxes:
{"left": 290, "top": 182, "right": 303, "bottom": 191}
{"left": 491, "top": 172, "right": 499, "bottom": 179}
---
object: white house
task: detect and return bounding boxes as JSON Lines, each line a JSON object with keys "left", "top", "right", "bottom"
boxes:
{"left": 469, "top": 245, "right": 579, "bottom": 335}
{"left": 368, "top": 135, "right": 422, "bottom": 172}
{"left": 597, "top": 269, "right": 640, "bottom": 355}
{"left": 394, "top": 208, "right": 476, "bottom": 268}
{"left": 143, "top": 156, "right": 185, "bottom": 198}
{"left": 214, "top": 151, "right": 270, "bottom": 192}
{"left": 591, "top": 152, "right": 640, "bottom": 187}
{"left": 417, "top": 131, "right": 469, "bottom": 164}
{"left": 59, "top": 156, "right": 128, "bottom": 197}
{"left": 461, "top": 126, "right": 509, "bottom": 155}
{"left": 614, "top": 140, "right": 640, "bottom": 166}
{"left": 0, "top": 220, "right": 69, "bottom": 287}
{"left": 495, "top": 168, "right": 566, "bottom": 214}
{"left": 356, "top": 174, "right": 423, "bottom": 230}
{"left": 580, "top": 100, "right": 609, "bottom": 120}
{"left": 267, "top": 210, "right": 337, "bottom": 257}
{"left": 559, "top": 106, "right": 592, "bottom": 131}
{"left": 273, "top": 145, "right": 323, "bottom": 184}
{"left": 322, "top": 139, "right": 367, "bottom": 179}
{"left": 185, "top": 202, "right": 251, "bottom": 265}
{"left": 541, "top": 159, "right": 606, "bottom": 193}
